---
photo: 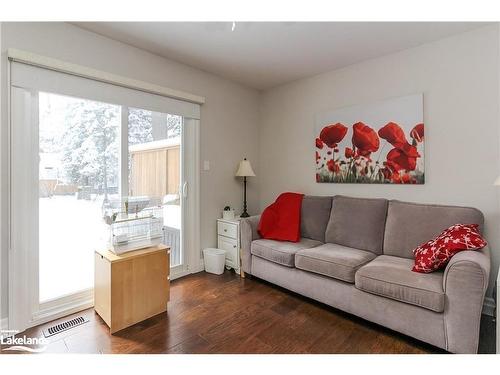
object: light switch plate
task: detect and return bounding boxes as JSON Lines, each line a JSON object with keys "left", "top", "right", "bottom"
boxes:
{"left": 203, "top": 160, "right": 210, "bottom": 171}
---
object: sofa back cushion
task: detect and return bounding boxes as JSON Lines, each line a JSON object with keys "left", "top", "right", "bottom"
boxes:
{"left": 300, "top": 196, "right": 333, "bottom": 242}
{"left": 383, "top": 200, "right": 485, "bottom": 259}
{"left": 325, "top": 196, "right": 388, "bottom": 254}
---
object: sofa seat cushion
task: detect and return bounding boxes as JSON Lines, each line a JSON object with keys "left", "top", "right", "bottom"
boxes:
{"left": 251, "top": 238, "right": 322, "bottom": 267}
{"left": 295, "top": 243, "right": 377, "bottom": 283}
{"left": 355, "top": 255, "right": 445, "bottom": 312}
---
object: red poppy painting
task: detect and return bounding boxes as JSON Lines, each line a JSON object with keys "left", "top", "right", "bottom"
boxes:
{"left": 315, "top": 94, "right": 424, "bottom": 184}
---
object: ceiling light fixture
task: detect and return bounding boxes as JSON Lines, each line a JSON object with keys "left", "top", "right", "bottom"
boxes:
{"left": 231, "top": 22, "right": 236, "bottom": 32}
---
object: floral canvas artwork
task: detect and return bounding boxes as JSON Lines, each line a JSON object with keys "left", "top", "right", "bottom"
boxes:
{"left": 315, "top": 94, "right": 424, "bottom": 184}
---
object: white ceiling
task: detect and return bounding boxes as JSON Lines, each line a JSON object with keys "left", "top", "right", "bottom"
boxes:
{"left": 74, "top": 22, "right": 488, "bottom": 90}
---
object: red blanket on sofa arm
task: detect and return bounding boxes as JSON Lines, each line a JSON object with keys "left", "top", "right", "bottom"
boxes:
{"left": 257, "top": 192, "right": 304, "bottom": 242}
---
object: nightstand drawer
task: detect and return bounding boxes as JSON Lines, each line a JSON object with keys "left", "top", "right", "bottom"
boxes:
{"left": 218, "top": 235, "right": 238, "bottom": 264}
{"left": 217, "top": 221, "right": 238, "bottom": 239}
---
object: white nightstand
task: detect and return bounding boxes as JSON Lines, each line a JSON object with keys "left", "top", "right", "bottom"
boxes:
{"left": 217, "top": 218, "right": 241, "bottom": 276}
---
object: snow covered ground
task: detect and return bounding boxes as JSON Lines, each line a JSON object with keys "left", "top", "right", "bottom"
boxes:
{"left": 39, "top": 195, "right": 107, "bottom": 302}
{"left": 39, "top": 195, "right": 180, "bottom": 302}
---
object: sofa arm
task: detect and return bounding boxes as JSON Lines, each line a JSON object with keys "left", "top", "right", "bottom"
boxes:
{"left": 240, "top": 215, "right": 261, "bottom": 275}
{"left": 443, "top": 246, "right": 491, "bottom": 353}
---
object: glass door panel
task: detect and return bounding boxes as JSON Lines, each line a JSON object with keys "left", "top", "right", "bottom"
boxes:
{"left": 38, "top": 92, "right": 120, "bottom": 303}
{"left": 127, "top": 108, "right": 183, "bottom": 268}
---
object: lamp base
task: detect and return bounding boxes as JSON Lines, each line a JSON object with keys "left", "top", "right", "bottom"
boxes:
{"left": 240, "top": 212, "right": 250, "bottom": 218}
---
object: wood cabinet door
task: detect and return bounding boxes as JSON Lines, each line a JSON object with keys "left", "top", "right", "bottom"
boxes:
{"left": 110, "top": 251, "right": 169, "bottom": 333}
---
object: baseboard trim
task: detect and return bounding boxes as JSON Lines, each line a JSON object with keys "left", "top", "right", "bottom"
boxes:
{"left": 170, "top": 258, "right": 205, "bottom": 281}
{"left": 482, "top": 297, "right": 495, "bottom": 317}
{"left": 195, "top": 258, "right": 205, "bottom": 273}
{"left": 26, "top": 289, "right": 94, "bottom": 331}
{"left": 31, "top": 300, "right": 94, "bottom": 328}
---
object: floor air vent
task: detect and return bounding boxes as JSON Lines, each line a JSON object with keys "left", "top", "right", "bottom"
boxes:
{"left": 43, "top": 316, "right": 90, "bottom": 337}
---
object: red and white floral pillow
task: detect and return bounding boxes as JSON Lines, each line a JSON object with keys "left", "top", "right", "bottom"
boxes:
{"left": 412, "top": 224, "right": 487, "bottom": 273}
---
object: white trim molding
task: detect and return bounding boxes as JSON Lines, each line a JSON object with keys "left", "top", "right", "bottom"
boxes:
{"left": 7, "top": 48, "right": 206, "bottom": 105}
{"left": 181, "top": 118, "right": 201, "bottom": 278}
{"left": 195, "top": 259, "right": 206, "bottom": 274}
{"left": 31, "top": 289, "right": 93, "bottom": 328}
{"left": 1, "top": 317, "right": 8, "bottom": 331}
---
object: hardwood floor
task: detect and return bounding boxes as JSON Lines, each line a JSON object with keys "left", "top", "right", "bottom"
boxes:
{"left": 2, "top": 270, "right": 495, "bottom": 354}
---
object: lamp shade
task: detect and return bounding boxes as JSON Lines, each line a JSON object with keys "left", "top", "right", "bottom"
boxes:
{"left": 494, "top": 176, "right": 500, "bottom": 186}
{"left": 235, "top": 158, "right": 256, "bottom": 177}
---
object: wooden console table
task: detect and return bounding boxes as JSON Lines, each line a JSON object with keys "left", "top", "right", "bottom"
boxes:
{"left": 94, "top": 244, "right": 170, "bottom": 334}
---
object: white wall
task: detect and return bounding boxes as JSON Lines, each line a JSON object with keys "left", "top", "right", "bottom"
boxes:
{"left": 0, "top": 22, "right": 261, "bottom": 319}
{"left": 259, "top": 25, "right": 500, "bottom": 297}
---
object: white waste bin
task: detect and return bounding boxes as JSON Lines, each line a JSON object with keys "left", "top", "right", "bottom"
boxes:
{"left": 203, "top": 248, "right": 226, "bottom": 275}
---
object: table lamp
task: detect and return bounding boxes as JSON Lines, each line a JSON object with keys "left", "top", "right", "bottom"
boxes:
{"left": 235, "top": 158, "right": 256, "bottom": 218}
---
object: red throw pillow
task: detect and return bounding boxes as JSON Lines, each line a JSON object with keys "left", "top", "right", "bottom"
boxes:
{"left": 258, "top": 192, "right": 304, "bottom": 242}
{"left": 412, "top": 224, "right": 487, "bottom": 273}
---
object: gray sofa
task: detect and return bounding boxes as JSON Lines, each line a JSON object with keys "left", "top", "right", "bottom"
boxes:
{"left": 240, "top": 195, "right": 491, "bottom": 354}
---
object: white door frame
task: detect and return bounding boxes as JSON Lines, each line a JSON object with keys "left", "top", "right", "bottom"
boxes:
{"left": 9, "top": 86, "right": 41, "bottom": 331}
{"left": 171, "top": 118, "right": 201, "bottom": 280}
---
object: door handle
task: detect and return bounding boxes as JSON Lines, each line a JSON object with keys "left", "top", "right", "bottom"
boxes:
{"left": 182, "top": 181, "right": 188, "bottom": 198}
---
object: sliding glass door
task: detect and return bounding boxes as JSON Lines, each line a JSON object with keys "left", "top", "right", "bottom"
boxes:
{"left": 9, "top": 68, "right": 197, "bottom": 331}
{"left": 9, "top": 60, "right": 200, "bottom": 332}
